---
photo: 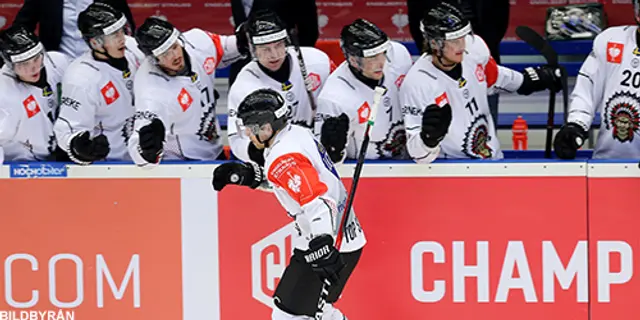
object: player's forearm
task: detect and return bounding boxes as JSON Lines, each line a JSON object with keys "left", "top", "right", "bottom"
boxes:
{"left": 493, "top": 65, "right": 524, "bottom": 94}
{"left": 218, "top": 35, "right": 244, "bottom": 69}
{"left": 567, "top": 80, "right": 597, "bottom": 130}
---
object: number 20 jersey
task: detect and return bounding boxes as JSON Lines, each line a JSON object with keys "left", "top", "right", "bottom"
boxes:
{"left": 568, "top": 25, "right": 640, "bottom": 159}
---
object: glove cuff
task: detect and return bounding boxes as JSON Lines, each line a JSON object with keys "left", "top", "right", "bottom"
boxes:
{"left": 246, "top": 161, "right": 264, "bottom": 189}
{"left": 67, "top": 131, "right": 93, "bottom": 165}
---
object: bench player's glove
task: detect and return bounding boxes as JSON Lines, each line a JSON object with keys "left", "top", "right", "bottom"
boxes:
{"left": 303, "top": 234, "right": 345, "bottom": 284}
{"left": 212, "top": 161, "right": 263, "bottom": 191}
{"left": 420, "top": 103, "right": 452, "bottom": 148}
{"left": 320, "top": 113, "right": 349, "bottom": 163}
{"left": 69, "top": 131, "right": 110, "bottom": 164}
{"left": 234, "top": 22, "right": 250, "bottom": 57}
{"left": 138, "top": 118, "right": 165, "bottom": 164}
{"left": 553, "top": 122, "right": 587, "bottom": 159}
{"left": 517, "top": 65, "right": 562, "bottom": 95}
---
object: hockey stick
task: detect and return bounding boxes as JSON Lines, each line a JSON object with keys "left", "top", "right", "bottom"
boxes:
{"left": 313, "top": 86, "right": 388, "bottom": 320}
{"left": 515, "top": 26, "right": 568, "bottom": 158}
{"left": 289, "top": 28, "right": 319, "bottom": 127}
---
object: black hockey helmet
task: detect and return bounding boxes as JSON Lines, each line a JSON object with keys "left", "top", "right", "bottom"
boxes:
{"left": 341, "top": 19, "right": 390, "bottom": 58}
{"left": 0, "top": 25, "right": 44, "bottom": 66}
{"left": 237, "top": 88, "right": 288, "bottom": 136}
{"left": 135, "top": 17, "right": 181, "bottom": 57}
{"left": 78, "top": 2, "right": 127, "bottom": 43}
{"left": 420, "top": 2, "right": 472, "bottom": 46}
{"left": 246, "top": 9, "right": 289, "bottom": 46}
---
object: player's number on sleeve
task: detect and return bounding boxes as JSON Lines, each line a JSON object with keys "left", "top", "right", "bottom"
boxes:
{"left": 465, "top": 97, "right": 479, "bottom": 116}
{"left": 200, "top": 88, "right": 211, "bottom": 107}
{"left": 620, "top": 70, "right": 640, "bottom": 89}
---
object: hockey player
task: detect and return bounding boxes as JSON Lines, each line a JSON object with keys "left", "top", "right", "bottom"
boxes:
{"left": 212, "top": 89, "right": 365, "bottom": 320}
{"left": 316, "top": 18, "right": 413, "bottom": 162}
{"left": 227, "top": 9, "right": 334, "bottom": 166}
{"left": 400, "top": 2, "right": 562, "bottom": 162}
{"left": 126, "top": 17, "right": 245, "bottom": 166}
{"left": 0, "top": 25, "right": 70, "bottom": 163}
{"left": 54, "top": 3, "right": 141, "bottom": 164}
{"left": 554, "top": 0, "right": 640, "bottom": 159}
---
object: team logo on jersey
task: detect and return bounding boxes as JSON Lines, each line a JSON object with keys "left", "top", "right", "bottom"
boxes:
{"left": 308, "top": 73, "right": 321, "bottom": 91}
{"left": 100, "top": 81, "right": 120, "bottom": 105}
{"left": 395, "top": 75, "right": 405, "bottom": 88}
{"left": 177, "top": 88, "right": 193, "bottom": 112}
{"left": 604, "top": 91, "right": 640, "bottom": 142}
{"left": 463, "top": 114, "right": 493, "bottom": 159}
{"left": 475, "top": 64, "right": 485, "bottom": 82}
{"left": 22, "top": 95, "right": 41, "bottom": 118}
{"left": 375, "top": 121, "right": 407, "bottom": 158}
{"left": 357, "top": 102, "right": 371, "bottom": 124}
{"left": 435, "top": 92, "right": 449, "bottom": 107}
{"left": 606, "top": 42, "right": 624, "bottom": 64}
{"left": 287, "top": 173, "right": 302, "bottom": 193}
{"left": 203, "top": 57, "right": 216, "bottom": 75}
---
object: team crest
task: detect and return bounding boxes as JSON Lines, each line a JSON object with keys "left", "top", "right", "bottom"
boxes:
{"left": 375, "top": 121, "right": 407, "bottom": 158}
{"left": 604, "top": 91, "right": 640, "bottom": 142}
{"left": 462, "top": 114, "right": 493, "bottom": 159}
{"left": 475, "top": 64, "right": 485, "bottom": 82}
{"left": 203, "top": 57, "right": 216, "bottom": 75}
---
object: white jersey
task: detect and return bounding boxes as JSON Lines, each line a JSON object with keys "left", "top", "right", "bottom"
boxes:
{"left": 127, "top": 28, "right": 242, "bottom": 165}
{"left": 54, "top": 40, "right": 141, "bottom": 162}
{"left": 568, "top": 26, "right": 640, "bottom": 159}
{"left": 400, "top": 35, "right": 523, "bottom": 162}
{"left": 315, "top": 41, "right": 412, "bottom": 160}
{"left": 0, "top": 52, "right": 70, "bottom": 162}
{"left": 264, "top": 124, "right": 366, "bottom": 253}
{"left": 227, "top": 47, "right": 333, "bottom": 163}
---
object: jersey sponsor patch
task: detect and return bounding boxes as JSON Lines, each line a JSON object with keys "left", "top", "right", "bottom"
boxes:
{"left": 177, "top": 88, "right": 193, "bottom": 112}
{"left": 357, "top": 101, "right": 371, "bottom": 124}
{"left": 308, "top": 72, "right": 321, "bottom": 91}
{"left": 22, "top": 95, "right": 41, "bottom": 118}
{"left": 267, "top": 152, "right": 328, "bottom": 206}
{"left": 435, "top": 92, "right": 449, "bottom": 107}
{"left": 203, "top": 57, "right": 216, "bottom": 75}
{"left": 395, "top": 74, "right": 405, "bottom": 88}
{"left": 607, "top": 42, "right": 624, "bottom": 64}
{"left": 101, "top": 81, "right": 120, "bottom": 105}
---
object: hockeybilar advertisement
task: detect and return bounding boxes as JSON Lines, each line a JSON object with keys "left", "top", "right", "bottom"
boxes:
{"left": 0, "top": 164, "right": 639, "bottom": 320}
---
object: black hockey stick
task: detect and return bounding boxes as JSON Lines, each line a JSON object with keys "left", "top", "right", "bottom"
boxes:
{"left": 289, "top": 28, "right": 319, "bottom": 127}
{"left": 515, "top": 26, "right": 569, "bottom": 158}
{"left": 313, "top": 86, "right": 388, "bottom": 320}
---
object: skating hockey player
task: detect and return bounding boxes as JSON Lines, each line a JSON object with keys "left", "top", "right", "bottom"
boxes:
{"left": 126, "top": 17, "right": 245, "bottom": 167}
{"left": 316, "top": 18, "right": 413, "bottom": 162}
{"left": 212, "top": 89, "right": 365, "bottom": 320}
{"left": 400, "top": 2, "right": 562, "bottom": 162}
{"left": 554, "top": 0, "right": 640, "bottom": 159}
{"left": 227, "top": 9, "right": 334, "bottom": 166}
{"left": 54, "top": 3, "right": 140, "bottom": 164}
{"left": 0, "top": 25, "right": 70, "bottom": 162}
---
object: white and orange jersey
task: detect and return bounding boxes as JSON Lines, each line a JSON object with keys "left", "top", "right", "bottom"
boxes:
{"left": 400, "top": 34, "right": 524, "bottom": 162}
{"left": 264, "top": 124, "right": 366, "bottom": 253}
{"left": 127, "top": 28, "right": 243, "bottom": 166}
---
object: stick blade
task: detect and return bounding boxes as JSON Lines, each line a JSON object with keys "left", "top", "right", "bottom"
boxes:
{"left": 515, "top": 25, "right": 558, "bottom": 66}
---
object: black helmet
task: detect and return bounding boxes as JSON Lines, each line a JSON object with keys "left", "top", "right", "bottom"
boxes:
{"left": 341, "top": 19, "right": 390, "bottom": 58}
{"left": 135, "top": 17, "right": 181, "bottom": 57}
{"left": 420, "top": 2, "right": 472, "bottom": 44}
{"left": 78, "top": 2, "right": 127, "bottom": 43}
{"left": 246, "top": 9, "right": 289, "bottom": 46}
{"left": 237, "top": 88, "right": 288, "bottom": 134}
{"left": 0, "top": 25, "right": 44, "bottom": 66}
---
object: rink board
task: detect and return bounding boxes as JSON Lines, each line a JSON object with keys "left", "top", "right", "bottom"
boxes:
{"left": 0, "top": 161, "right": 638, "bottom": 320}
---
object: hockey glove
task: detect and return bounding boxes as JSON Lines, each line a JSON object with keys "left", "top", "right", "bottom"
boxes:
{"left": 69, "top": 131, "right": 110, "bottom": 164}
{"left": 420, "top": 103, "right": 452, "bottom": 148}
{"left": 234, "top": 22, "right": 250, "bottom": 57}
{"left": 553, "top": 122, "right": 587, "bottom": 159}
{"left": 247, "top": 142, "right": 265, "bottom": 167}
{"left": 517, "top": 65, "right": 562, "bottom": 95}
{"left": 212, "top": 161, "right": 263, "bottom": 191}
{"left": 303, "top": 234, "right": 345, "bottom": 284}
{"left": 320, "top": 113, "right": 350, "bottom": 163}
{"left": 138, "top": 118, "right": 165, "bottom": 164}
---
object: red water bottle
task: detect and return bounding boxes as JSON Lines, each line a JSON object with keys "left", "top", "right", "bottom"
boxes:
{"left": 512, "top": 115, "right": 528, "bottom": 150}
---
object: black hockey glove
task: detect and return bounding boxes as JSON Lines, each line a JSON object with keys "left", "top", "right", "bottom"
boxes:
{"left": 138, "top": 118, "right": 165, "bottom": 164}
{"left": 420, "top": 103, "right": 452, "bottom": 148}
{"left": 247, "top": 142, "right": 266, "bottom": 167}
{"left": 70, "top": 131, "right": 110, "bottom": 163}
{"left": 517, "top": 65, "right": 562, "bottom": 95}
{"left": 212, "top": 161, "right": 263, "bottom": 191}
{"left": 234, "top": 22, "right": 250, "bottom": 57}
{"left": 553, "top": 122, "right": 587, "bottom": 160}
{"left": 320, "top": 113, "right": 350, "bottom": 163}
{"left": 303, "top": 234, "right": 345, "bottom": 284}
